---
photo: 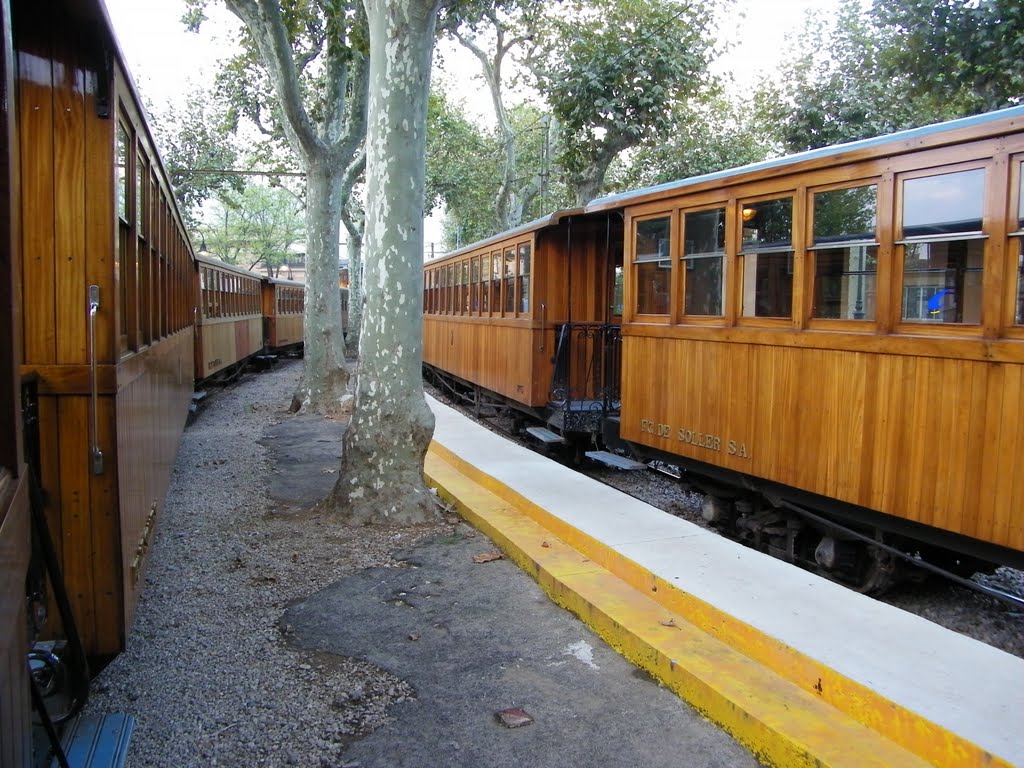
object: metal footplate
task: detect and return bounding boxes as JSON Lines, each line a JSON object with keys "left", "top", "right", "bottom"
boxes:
{"left": 51, "top": 713, "right": 135, "bottom": 768}
{"left": 526, "top": 426, "right": 566, "bottom": 444}
{"left": 584, "top": 450, "right": 648, "bottom": 470}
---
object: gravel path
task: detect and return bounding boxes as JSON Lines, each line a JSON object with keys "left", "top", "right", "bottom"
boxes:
{"left": 85, "top": 360, "right": 451, "bottom": 767}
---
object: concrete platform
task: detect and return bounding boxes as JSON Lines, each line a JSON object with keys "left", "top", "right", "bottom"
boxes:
{"left": 423, "top": 395, "right": 1024, "bottom": 768}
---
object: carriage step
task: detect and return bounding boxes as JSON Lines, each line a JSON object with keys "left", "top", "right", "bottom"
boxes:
{"left": 189, "top": 390, "right": 207, "bottom": 414}
{"left": 526, "top": 426, "right": 566, "bottom": 444}
{"left": 51, "top": 713, "right": 134, "bottom": 768}
{"left": 585, "top": 450, "right": 648, "bottom": 470}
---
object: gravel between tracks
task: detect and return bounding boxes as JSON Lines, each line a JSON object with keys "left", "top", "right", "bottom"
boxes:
{"left": 84, "top": 359, "right": 452, "bottom": 767}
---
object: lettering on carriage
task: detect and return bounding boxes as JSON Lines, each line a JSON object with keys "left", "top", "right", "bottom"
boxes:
{"left": 640, "top": 419, "right": 672, "bottom": 438}
{"left": 677, "top": 428, "right": 721, "bottom": 452}
{"left": 638, "top": 419, "right": 751, "bottom": 459}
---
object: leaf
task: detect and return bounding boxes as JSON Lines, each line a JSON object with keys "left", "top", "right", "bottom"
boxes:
{"left": 472, "top": 551, "right": 504, "bottom": 564}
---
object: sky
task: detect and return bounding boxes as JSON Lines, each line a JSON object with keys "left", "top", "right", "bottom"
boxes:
{"left": 102, "top": 0, "right": 837, "bottom": 248}
{"left": 104, "top": 0, "right": 836, "bottom": 115}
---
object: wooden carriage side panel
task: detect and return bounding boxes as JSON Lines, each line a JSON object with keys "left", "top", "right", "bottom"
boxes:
{"left": 85, "top": 57, "right": 114, "bottom": 364}
{"left": 17, "top": 10, "right": 55, "bottom": 365}
{"left": 53, "top": 24, "right": 86, "bottom": 365}
{"left": 620, "top": 334, "right": 1022, "bottom": 551}
{"left": 90, "top": 393, "right": 121, "bottom": 654}
{"left": 423, "top": 317, "right": 541, "bottom": 407}
{"left": 982, "top": 363, "right": 1023, "bottom": 550}
{"left": 273, "top": 314, "right": 303, "bottom": 347}
{"left": 0, "top": 476, "right": 30, "bottom": 768}
{"left": 55, "top": 395, "right": 99, "bottom": 651}
{"left": 115, "top": 331, "right": 193, "bottom": 637}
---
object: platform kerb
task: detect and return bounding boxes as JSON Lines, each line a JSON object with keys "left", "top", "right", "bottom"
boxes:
{"left": 423, "top": 388, "right": 1024, "bottom": 768}
{"left": 423, "top": 446, "right": 942, "bottom": 768}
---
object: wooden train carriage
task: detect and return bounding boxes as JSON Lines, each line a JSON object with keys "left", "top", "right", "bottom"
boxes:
{"left": 261, "top": 275, "right": 304, "bottom": 352}
{"left": 15, "top": 0, "right": 196, "bottom": 659}
{"left": 195, "top": 254, "right": 263, "bottom": 379}
{"left": 587, "top": 106, "right": 1024, "bottom": 567}
{"left": 423, "top": 209, "right": 623, "bottom": 414}
{"left": 0, "top": 0, "right": 31, "bottom": 760}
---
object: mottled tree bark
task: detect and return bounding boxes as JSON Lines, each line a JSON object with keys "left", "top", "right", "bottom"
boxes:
{"left": 326, "top": 0, "right": 441, "bottom": 524}
{"left": 222, "top": 0, "right": 368, "bottom": 416}
{"left": 293, "top": 162, "right": 349, "bottom": 412}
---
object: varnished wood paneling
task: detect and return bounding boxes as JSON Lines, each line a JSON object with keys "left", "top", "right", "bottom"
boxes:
{"left": 0, "top": 474, "right": 30, "bottom": 768}
{"left": 116, "top": 330, "right": 192, "bottom": 634}
{"left": 17, "top": 10, "right": 55, "bottom": 364}
{"left": 198, "top": 316, "right": 263, "bottom": 379}
{"left": 620, "top": 333, "right": 1024, "bottom": 551}
{"left": 54, "top": 27, "right": 86, "bottom": 364}
{"left": 424, "top": 317, "right": 545, "bottom": 407}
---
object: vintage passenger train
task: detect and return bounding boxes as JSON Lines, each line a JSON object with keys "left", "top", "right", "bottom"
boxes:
{"left": 423, "top": 105, "right": 1024, "bottom": 596}
{"left": 0, "top": 0, "right": 314, "bottom": 762}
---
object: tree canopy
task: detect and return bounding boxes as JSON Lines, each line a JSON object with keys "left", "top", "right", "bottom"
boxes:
{"left": 536, "top": 0, "right": 721, "bottom": 203}
{"left": 758, "top": 0, "right": 1023, "bottom": 153}
{"left": 201, "top": 183, "right": 306, "bottom": 277}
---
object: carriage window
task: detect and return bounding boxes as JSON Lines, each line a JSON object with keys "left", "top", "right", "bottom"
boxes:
{"left": 900, "top": 169, "right": 985, "bottom": 324}
{"left": 480, "top": 257, "right": 489, "bottom": 314}
{"left": 454, "top": 261, "right": 463, "bottom": 314}
{"left": 682, "top": 208, "right": 724, "bottom": 316}
{"left": 503, "top": 248, "right": 516, "bottom": 314}
{"left": 462, "top": 261, "right": 471, "bottom": 313}
{"left": 136, "top": 154, "right": 147, "bottom": 238}
{"left": 446, "top": 264, "right": 454, "bottom": 312}
{"left": 470, "top": 257, "right": 480, "bottom": 314}
{"left": 740, "top": 197, "right": 793, "bottom": 318}
{"left": 635, "top": 216, "right": 670, "bottom": 315}
{"left": 518, "top": 243, "right": 531, "bottom": 314}
{"left": 812, "top": 185, "right": 878, "bottom": 320}
{"left": 490, "top": 252, "right": 501, "bottom": 315}
{"left": 117, "top": 123, "right": 129, "bottom": 223}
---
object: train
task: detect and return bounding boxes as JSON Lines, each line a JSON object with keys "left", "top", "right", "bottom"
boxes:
{"left": 423, "top": 105, "right": 1024, "bottom": 596}
{"left": 0, "top": 0, "right": 320, "bottom": 762}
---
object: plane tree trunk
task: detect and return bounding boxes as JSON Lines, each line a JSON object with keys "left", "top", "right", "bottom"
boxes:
{"left": 326, "top": 0, "right": 441, "bottom": 524}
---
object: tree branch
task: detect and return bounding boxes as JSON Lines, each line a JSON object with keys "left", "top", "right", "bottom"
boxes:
{"left": 224, "top": 0, "right": 324, "bottom": 158}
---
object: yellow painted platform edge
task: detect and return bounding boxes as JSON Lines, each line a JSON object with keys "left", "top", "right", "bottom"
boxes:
{"left": 426, "top": 440, "right": 1013, "bottom": 768}
{"left": 425, "top": 450, "right": 934, "bottom": 768}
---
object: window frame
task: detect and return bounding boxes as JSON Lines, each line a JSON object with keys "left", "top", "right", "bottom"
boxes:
{"left": 806, "top": 180, "right": 881, "bottom": 326}
{"left": 630, "top": 211, "right": 674, "bottom": 321}
{"left": 680, "top": 204, "right": 727, "bottom": 319}
{"left": 737, "top": 194, "right": 796, "bottom": 322}
{"left": 893, "top": 162, "right": 989, "bottom": 333}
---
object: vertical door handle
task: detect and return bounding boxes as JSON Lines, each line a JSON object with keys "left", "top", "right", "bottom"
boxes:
{"left": 88, "top": 285, "right": 104, "bottom": 474}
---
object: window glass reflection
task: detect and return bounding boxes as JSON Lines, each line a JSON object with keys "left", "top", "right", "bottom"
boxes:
{"left": 741, "top": 198, "right": 792, "bottom": 317}
{"left": 903, "top": 169, "right": 984, "bottom": 237}
{"left": 682, "top": 208, "right": 724, "bottom": 316}
{"left": 635, "top": 217, "right": 670, "bottom": 315}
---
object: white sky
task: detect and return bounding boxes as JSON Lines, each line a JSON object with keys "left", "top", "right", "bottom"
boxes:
{"left": 102, "top": 0, "right": 837, "bottom": 247}
{"left": 105, "top": 0, "right": 836, "bottom": 114}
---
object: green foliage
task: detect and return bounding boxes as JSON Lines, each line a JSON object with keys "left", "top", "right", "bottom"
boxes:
{"left": 614, "top": 97, "right": 774, "bottom": 191}
{"left": 201, "top": 184, "right": 306, "bottom": 276}
{"left": 146, "top": 86, "right": 244, "bottom": 229}
{"left": 536, "top": 0, "right": 720, "bottom": 198}
{"left": 872, "top": 0, "right": 1024, "bottom": 114}
{"left": 759, "top": 0, "right": 1022, "bottom": 153}
{"left": 426, "top": 91, "right": 570, "bottom": 248}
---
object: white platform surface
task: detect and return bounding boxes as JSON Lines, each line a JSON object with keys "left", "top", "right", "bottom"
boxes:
{"left": 427, "top": 395, "right": 1024, "bottom": 766}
